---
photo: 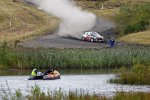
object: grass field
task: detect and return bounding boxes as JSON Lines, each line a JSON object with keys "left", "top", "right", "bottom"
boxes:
{"left": 118, "top": 30, "right": 150, "bottom": 45}
{"left": 90, "top": 8, "right": 118, "bottom": 20}
{"left": 0, "top": 0, "right": 59, "bottom": 43}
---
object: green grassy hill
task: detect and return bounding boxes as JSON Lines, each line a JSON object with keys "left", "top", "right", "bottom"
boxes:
{"left": 0, "top": 0, "right": 150, "bottom": 46}
{"left": 0, "top": 0, "right": 59, "bottom": 43}
{"left": 85, "top": 0, "right": 150, "bottom": 46}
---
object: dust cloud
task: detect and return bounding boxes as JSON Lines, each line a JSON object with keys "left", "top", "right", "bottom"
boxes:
{"left": 26, "top": 0, "right": 96, "bottom": 38}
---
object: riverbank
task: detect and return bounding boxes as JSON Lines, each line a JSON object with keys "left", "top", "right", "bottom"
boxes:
{"left": 1, "top": 41, "right": 150, "bottom": 86}
{"left": 0, "top": 42, "right": 150, "bottom": 69}
{"left": 110, "top": 64, "right": 150, "bottom": 85}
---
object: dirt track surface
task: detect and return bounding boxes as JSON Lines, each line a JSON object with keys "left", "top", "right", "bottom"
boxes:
{"left": 19, "top": 18, "right": 115, "bottom": 49}
{"left": 19, "top": 34, "right": 109, "bottom": 48}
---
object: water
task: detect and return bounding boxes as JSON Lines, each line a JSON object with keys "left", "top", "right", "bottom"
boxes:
{"left": 0, "top": 69, "right": 150, "bottom": 96}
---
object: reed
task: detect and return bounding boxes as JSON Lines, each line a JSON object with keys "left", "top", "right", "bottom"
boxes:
{"left": 113, "top": 92, "right": 150, "bottom": 100}
{"left": 0, "top": 42, "right": 150, "bottom": 69}
{"left": 110, "top": 64, "right": 150, "bottom": 85}
{"left": 1, "top": 85, "right": 150, "bottom": 100}
{"left": 1, "top": 85, "right": 106, "bottom": 100}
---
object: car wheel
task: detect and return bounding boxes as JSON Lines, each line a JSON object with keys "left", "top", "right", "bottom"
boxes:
{"left": 82, "top": 37, "right": 85, "bottom": 40}
{"left": 90, "top": 38, "right": 94, "bottom": 42}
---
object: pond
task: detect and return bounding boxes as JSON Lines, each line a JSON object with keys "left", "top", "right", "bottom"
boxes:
{"left": 0, "top": 69, "right": 150, "bottom": 96}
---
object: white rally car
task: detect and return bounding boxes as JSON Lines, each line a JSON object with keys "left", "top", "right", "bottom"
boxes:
{"left": 82, "top": 31, "right": 104, "bottom": 42}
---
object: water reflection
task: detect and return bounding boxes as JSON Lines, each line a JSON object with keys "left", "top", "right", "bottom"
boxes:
{"left": 0, "top": 68, "right": 114, "bottom": 76}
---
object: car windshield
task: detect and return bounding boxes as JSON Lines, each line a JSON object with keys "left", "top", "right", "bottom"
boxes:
{"left": 91, "top": 32, "right": 100, "bottom": 37}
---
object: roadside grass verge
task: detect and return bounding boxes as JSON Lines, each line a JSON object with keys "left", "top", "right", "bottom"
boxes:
{"left": 0, "top": 42, "right": 150, "bottom": 69}
{"left": 118, "top": 30, "right": 150, "bottom": 46}
{"left": 0, "top": 0, "right": 59, "bottom": 43}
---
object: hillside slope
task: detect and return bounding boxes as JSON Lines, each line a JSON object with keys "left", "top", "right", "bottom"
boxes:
{"left": 119, "top": 30, "right": 150, "bottom": 45}
{"left": 1, "top": 0, "right": 149, "bottom": 46}
{"left": 77, "top": 0, "right": 150, "bottom": 46}
{"left": 0, "top": 0, "right": 59, "bottom": 43}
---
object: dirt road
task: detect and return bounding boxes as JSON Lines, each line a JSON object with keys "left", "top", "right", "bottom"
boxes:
{"left": 19, "top": 17, "right": 115, "bottom": 49}
{"left": 19, "top": 34, "right": 108, "bottom": 48}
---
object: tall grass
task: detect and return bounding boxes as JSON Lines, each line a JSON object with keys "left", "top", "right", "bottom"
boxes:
{"left": 0, "top": 41, "right": 16, "bottom": 69}
{"left": 1, "top": 85, "right": 106, "bottom": 100}
{"left": 1, "top": 85, "right": 150, "bottom": 100}
{"left": 0, "top": 42, "right": 150, "bottom": 69}
{"left": 110, "top": 64, "right": 150, "bottom": 85}
{"left": 113, "top": 92, "right": 150, "bottom": 100}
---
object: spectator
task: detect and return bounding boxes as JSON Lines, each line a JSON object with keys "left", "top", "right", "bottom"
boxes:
{"left": 109, "top": 38, "right": 115, "bottom": 48}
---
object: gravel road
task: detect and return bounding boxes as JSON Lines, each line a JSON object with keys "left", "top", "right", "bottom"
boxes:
{"left": 19, "top": 17, "right": 115, "bottom": 49}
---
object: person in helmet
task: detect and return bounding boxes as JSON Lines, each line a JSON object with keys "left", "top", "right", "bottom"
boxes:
{"left": 31, "top": 68, "right": 38, "bottom": 76}
{"left": 29, "top": 68, "right": 44, "bottom": 80}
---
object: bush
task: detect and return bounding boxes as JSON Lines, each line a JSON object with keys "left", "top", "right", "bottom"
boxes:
{"left": 115, "top": 2, "right": 150, "bottom": 35}
{"left": 110, "top": 64, "right": 150, "bottom": 85}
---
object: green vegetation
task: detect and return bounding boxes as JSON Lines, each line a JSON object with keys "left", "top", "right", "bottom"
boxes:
{"left": 90, "top": 8, "right": 118, "bottom": 20}
{"left": 76, "top": 0, "right": 120, "bottom": 10}
{"left": 0, "top": 41, "right": 13, "bottom": 69}
{"left": 115, "top": 2, "right": 150, "bottom": 35}
{"left": 110, "top": 64, "right": 150, "bottom": 85}
{"left": 77, "top": 0, "right": 150, "bottom": 10}
{"left": 113, "top": 92, "right": 150, "bottom": 100}
{"left": 1, "top": 85, "right": 106, "bottom": 100}
{"left": 1, "top": 0, "right": 150, "bottom": 46}
{"left": 0, "top": 42, "right": 150, "bottom": 69}
{"left": 77, "top": 0, "right": 150, "bottom": 46}
{"left": 0, "top": 0, "right": 59, "bottom": 43}
{"left": 1, "top": 85, "right": 150, "bottom": 100}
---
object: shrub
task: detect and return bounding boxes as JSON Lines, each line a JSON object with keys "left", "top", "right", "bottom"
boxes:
{"left": 115, "top": 2, "right": 150, "bottom": 35}
{"left": 110, "top": 65, "right": 150, "bottom": 85}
